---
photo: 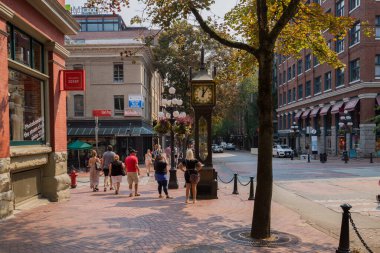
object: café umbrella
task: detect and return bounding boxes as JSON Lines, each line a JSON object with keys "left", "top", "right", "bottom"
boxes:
{"left": 67, "top": 140, "right": 92, "bottom": 169}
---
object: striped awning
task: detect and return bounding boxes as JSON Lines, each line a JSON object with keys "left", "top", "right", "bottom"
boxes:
{"left": 294, "top": 110, "right": 303, "bottom": 120}
{"left": 309, "top": 107, "right": 321, "bottom": 117}
{"left": 301, "top": 109, "right": 311, "bottom": 119}
{"left": 331, "top": 101, "right": 344, "bottom": 114}
{"left": 344, "top": 97, "right": 359, "bottom": 112}
{"left": 67, "top": 127, "right": 154, "bottom": 136}
{"left": 319, "top": 104, "right": 332, "bottom": 116}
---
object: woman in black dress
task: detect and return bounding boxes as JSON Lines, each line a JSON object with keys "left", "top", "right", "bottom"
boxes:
{"left": 177, "top": 149, "right": 202, "bottom": 204}
{"left": 109, "top": 155, "right": 125, "bottom": 195}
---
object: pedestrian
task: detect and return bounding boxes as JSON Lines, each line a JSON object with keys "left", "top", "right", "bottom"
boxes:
{"left": 88, "top": 149, "right": 101, "bottom": 192}
{"left": 101, "top": 145, "right": 116, "bottom": 192}
{"left": 145, "top": 149, "right": 153, "bottom": 177}
{"left": 154, "top": 153, "right": 172, "bottom": 199}
{"left": 177, "top": 149, "right": 202, "bottom": 204}
{"left": 109, "top": 154, "right": 125, "bottom": 195}
{"left": 125, "top": 148, "right": 140, "bottom": 197}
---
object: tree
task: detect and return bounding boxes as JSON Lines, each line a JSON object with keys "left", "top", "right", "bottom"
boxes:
{"left": 87, "top": 0, "right": 354, "bottom": 239}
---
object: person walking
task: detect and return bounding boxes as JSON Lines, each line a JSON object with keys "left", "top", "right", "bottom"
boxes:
{"left": 125, "top": 148, "right": 140, "bottom": 197}
{"left": 88, "top": 150, "right": 101, "bottom": 192}
{"left": 109, "top": 154, "right": 125, "bottom": 195}
{"left": 154, "top": 153, "right": 172, "bottom": 199}
{"left": 177, "top": 149, "right": 202, "bottom": 204}
{"left": 144, "top": 149, "right": 153, "bottom": 177}
{"left": 101, "top": 145, "right": 116, "bottom": 192}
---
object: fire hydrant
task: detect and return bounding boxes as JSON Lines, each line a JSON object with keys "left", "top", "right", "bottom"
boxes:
{"left": 70, "top": 170, "right": 78, "bottom": 188}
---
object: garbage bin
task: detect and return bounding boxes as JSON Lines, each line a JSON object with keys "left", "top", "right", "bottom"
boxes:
{"left": 319, "top": 153, "right": 327, "bottom": 163}
{"left": 342, "top": 151, "right": 348, "bottom": 162}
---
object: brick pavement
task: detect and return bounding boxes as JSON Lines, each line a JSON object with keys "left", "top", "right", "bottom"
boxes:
{"left": 0, "top": 168, "right": 343, "bottom": 253}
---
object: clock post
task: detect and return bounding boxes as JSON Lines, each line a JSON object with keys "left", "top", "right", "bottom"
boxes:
{"left": 190, "top": 48, "right": 218, "bottom": 199}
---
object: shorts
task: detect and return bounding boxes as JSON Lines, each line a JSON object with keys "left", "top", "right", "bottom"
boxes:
{"left": 127, "top": 172, "right": 139, "bottom": 185}
{"left": 112, "top": 175, "right": 123, "bottom": 184}
{"left": 103, "top": 168, "right": 110, "bottom": 176}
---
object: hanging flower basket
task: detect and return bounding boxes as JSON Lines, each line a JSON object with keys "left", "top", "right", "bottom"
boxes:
{"left": 173, "top": 116, "right": 192, "bottom": 135}
{"left": 154, "top": 118, "right": 171, "bottom": 134}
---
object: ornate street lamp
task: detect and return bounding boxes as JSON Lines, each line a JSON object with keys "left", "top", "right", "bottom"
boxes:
{"left": 290, "top": 121, "right": 299, "bottom": 157}
{"left": 338, "top": 110, "right": 353, "bottom": 163}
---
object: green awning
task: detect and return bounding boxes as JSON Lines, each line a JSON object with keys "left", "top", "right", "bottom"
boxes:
{"left": 67, "top": 140, "right": 92, "bottom": 150}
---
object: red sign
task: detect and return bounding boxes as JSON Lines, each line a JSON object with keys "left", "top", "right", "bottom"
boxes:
{"left": 92, "top": 110, "right": 112, "bottom": 117}
{"left": 62, "top": 70, "right": 86, "bottom": 91}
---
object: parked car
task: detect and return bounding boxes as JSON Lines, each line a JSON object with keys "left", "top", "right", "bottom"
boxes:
{"left": 225, "top": 143, "right": 236, "bottom": 150}
{"left": 212, "top": 145, "right": 224, "bottom": 153}
{"left": 220, "top": 142, "right": 227, "bottom": 149}
{"left": 272, "top": 144, "right": 293, "bottom": 158}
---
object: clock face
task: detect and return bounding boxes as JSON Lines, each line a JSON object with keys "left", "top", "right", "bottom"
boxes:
{"left": 193, "top": 85, "right": 213, "bottom": 104}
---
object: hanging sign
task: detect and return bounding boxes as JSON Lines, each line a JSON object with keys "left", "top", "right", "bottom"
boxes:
{"left": 128, "top": 95, "right": 144, "bottom": 108}
{"left": 62, "top": 70, "right": 86, "bottom": 91}
{"left": 92, "top": 110, "right": 112, "bottom": 117}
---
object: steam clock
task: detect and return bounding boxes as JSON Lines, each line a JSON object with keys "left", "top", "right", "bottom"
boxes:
{"left": 190, "top": 48, "right": 218, "bottom": 199}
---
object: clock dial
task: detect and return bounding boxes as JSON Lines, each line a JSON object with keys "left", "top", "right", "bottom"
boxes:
{"left": 193, "top": 85, "right": 213, "bottom": 104}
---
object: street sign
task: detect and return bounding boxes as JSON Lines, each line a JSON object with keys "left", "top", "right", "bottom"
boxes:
{"left": 128, "top": 95, "right": 144, "bottom": 108}
{"left": 92, "top": 110, "right": 112, "bottom": 117}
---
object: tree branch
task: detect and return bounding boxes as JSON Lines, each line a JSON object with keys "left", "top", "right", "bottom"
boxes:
{"left": 189, "top": 6, "right": 259, "bottom": 57}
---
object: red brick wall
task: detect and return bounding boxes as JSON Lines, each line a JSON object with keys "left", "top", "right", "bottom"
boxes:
{"left": 0, "top": 19, "right": 10, "bottom": 158}
{"left": 48, "top": 51, "right": 67, "bottom": 152}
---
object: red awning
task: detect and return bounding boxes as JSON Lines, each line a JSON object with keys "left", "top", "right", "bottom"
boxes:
{"left": 376, "top": 95, "right": 380, "bottom": 105}
{"left": 310, "top": 107, "right": 321, "bottom": 117}
{"left": 319, "top": 104, "right": 331, "bottom": 116}
{"left": 301, "top": 109, "right": 311, "bottom": 119}
{"left": 344, "top": 97, "right": 359, "bottom": 112}
{"left": 294, "top": 110, "right": 303, "bottom": 120}
{"left": 331, "top": 101, "right": 344, "bottom": 114}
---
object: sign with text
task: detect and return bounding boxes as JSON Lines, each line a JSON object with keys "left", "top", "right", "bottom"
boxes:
{"left": 92, "top": 110, "right": 112, "bottom": 117}
{"left": 124, "top": 109, "right": 142, "bottom": 117}
{"left": 62, "top": 70, "right": 86, "bottom": 91}
{"left": 128, "top": 95, "right": 144, "bottom": 108}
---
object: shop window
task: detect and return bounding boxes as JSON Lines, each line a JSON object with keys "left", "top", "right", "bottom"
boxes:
{"left": 74, "top": 94, "right": 84, "bottom": 117}
{"left": 8, "top": 69, "right": 45, "bottom": 144}
{"left": 113, "top": 63, "right": 124, "bottom": 83}
{"left": 32, "top": 40, "right": 43, "bottom": 72}
{"left": 14, "top": 29, "right": 31, "bottom": 66}
{"left": 114, "top": 95, "right": 124, "bottom": 116}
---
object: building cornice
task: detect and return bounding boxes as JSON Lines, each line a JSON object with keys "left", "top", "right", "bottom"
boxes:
{"left": 358, "top": 93, "right": 378, "bottom": 99}
{"left": 0, "top": 2, "right": 14, "bottom": 20}
{"left": 46, "top": 41, "right": 70, "bottom": 59}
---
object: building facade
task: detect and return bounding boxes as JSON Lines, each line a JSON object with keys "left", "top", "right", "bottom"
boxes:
{"left": 65, "top": 11, "right": 163, "bottom": 164}
{"left": 276, "top": 0, "right": 380, "bottom": 157}
{"left": 0, "top": 0, "right": 79, "bottom": 218}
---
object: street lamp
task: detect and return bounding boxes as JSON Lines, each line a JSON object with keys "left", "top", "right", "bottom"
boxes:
{"left": 290, "top": 121, "right": 299, "bottom": 157}
{"left": 338, "top": 110, "right": 353, "bottom": 163}
{"left": 126, "top": 122, "right": 132, "bottom": 154}
{"left": 160, "top": 86, "right": 186, "bottom": 189}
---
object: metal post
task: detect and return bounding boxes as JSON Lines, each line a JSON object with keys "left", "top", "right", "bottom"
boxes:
{"left": 168, "top": 111, "right": 178, "bottom": 189}
{"left": 232, "top": 173, "right": 239, "bottom": 195}
{"left": 307, "top": 154, "right": 310, "bottom": 163}
{"left": 248, "top": 177, "right": 255, "bottom": 200}
{"left": 336, "top": 203, "right": 352, "bottom": 253}
{"left": 370, "top": 152, "right": 373, "bottom": 163}
{"left": 95, "top": 116, "right": 99, "bottom": 152}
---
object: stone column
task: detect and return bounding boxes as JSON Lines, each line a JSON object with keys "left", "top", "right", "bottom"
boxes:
{"left": 0, "top": 158, "right": 13, "bottom": 219}
{"left": 358, "top": 94, "right": 377, "bottom": 156}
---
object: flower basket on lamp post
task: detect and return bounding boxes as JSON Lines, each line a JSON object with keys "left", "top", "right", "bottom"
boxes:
{"left": 154, "top": 118, "right": 171, "bottom": 135}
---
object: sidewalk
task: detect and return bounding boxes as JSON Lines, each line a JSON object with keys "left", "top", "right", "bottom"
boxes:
{"left": 0, "top": 167, "right": 378, "bottom": 252}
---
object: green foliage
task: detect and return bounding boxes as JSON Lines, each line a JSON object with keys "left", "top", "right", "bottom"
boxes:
{"left": 153, "top": 118, "right": 171, "bottom": 134}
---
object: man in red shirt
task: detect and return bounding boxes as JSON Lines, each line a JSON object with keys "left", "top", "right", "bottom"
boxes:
{"left": 125, "top": 148, "right": 140, "bottom": 197}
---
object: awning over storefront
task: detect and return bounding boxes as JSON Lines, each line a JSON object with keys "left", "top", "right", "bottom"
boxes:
{"left": 294, "top": 110, "right": 303, "bottom": 120}
{"left": 301, "top": 109, "right": 311, "bottom": 119}
{"left": 376, "top": 95, "right": 380, "bottom": 105}
{"left": 344, "top": 97, "right": 360, "bottom": 112}
{"left": 67, "top": 126, "right": 155, "bottom": 136}
{"left": 331, "top": 101, "right": 344, "bottom": 114}
{"left": 319, "top": 104, "right": 332, "bottom": 116}
{"left": 309, "top": 107, "right": 321, "bottom": 117}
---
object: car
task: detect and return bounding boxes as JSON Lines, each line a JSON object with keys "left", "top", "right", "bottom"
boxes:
{"left": 220, "top": 142, "right": 227, "bottom": 149}
{"left": 212, "top": 145, "right": 224, "bottom": 153}
{"left": 272, "top": 144, "right": 294, "bottom": 158}
{"left": 225, "top": 143, "right": 236, "bottom": 150}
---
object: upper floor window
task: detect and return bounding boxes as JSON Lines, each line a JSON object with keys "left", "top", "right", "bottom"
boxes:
{"left": 305, "top": 80, "right": 311, "bottom": 97}
{"left": 283, "top": 70, "right": 286, "bottom": 83}
{"left": 349, "top": 58, "right": 360, "bottom": 82}
{"left": 375, "top": 55, "right": 380, "bottom": 78}
{"left": 283, "top": 93, "right": 286, "bottom": 105}
{"left": 349, "top": 0, "right": 360, "bottom": 11}
{"left": 287, "top": 67, "right": 292, "bottom": 81}
{"left": 114, "top": 95, "right": 124, "bottom": 116}
{"left": 298, "top": 84, "right": 303, "bottom": 99}
{"left": 305, "top": 54, "right": 311, "bottom": 71}
{"left": 113, "top": 63, "right": 124, "bottom": 83}
{"left": 324, "top": 71, "right": 332, "bottom": 90}
{"left": 336, "top": 0, "right": 344, "bottom": 17}
{"left": 73, "top": 64, "right": 83, "bottom": 70}
{"left": 287, "top": 89, "right": 292, "bottom": 103}
{"left": 349, "top": 22, "right": 360, "bottom": 46}
{"left": 297, "top": 59, "right": 303, "bottom": 75}
{"left": 336, "top": 37, "right": 344, "bottom": 53}
{"left": 336, "top": 68, "right": 345, "bottom": 86}
{"left": 279, "top": 73, "right": 282, "bottom": 85}
{"left": 74, "top": 94, "right": 84, "bottom": 117}
{"left": 292, "top": 88, "right": 296, "bottom": 101}
{"left": 314, "top": 76, "right": 321, "bottom": 94}
{"left": 292, "top": 64, "right": 296, "bottom": 78}
{"left": 313, "top": 55, "right": 319, "bottom": 66}
{"left": 279, "top": 93, "right": 282, "bottom": 106}
{"left": 376, "top": 16, "right": 380, "bottom": 39}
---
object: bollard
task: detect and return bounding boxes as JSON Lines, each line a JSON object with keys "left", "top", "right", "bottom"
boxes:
{"left": 370, "top": 153, "right": 373, "bottom": 163}
{"left": 336, "top": 203, "right": 352, "bottom": 253}
{"left": 307, "top": 154, "right": 310, "bottom": 163}
{"left": 248, "top": 177, "right": 255, "bottom": 200}
{"left": 343, "top": 152, "right": 348, "bottom": 164}
{"left": 232, "top": 173, "right": 239, "bottom": 195}
{"left": 291, "top": 153, "right": 294, "bottom": 160}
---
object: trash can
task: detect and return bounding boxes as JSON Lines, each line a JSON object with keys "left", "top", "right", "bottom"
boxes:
{"left": 342, "top": 151, "right": 348, "bottom": 162}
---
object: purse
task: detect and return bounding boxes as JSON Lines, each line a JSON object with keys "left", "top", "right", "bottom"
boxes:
{"left": 95, "top": 161, "right": 102, "bottom": 171}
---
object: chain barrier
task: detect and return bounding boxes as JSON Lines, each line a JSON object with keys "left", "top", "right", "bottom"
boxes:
{"left": 349, "top": 214, "right": 374, "bottom": 253}
{"left": 217, "top": 175, "right": 234, "bottom": 184}
{"left": 237, "top": 177, "right": 251, "bottom": 186}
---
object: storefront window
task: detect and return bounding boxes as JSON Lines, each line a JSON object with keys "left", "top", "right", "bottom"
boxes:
{"left": 14, "top": 29, "right": 31, "bottom": 66}
{"left": 7, "top": 24, "right": 12, "bottom": 58}
{"left": 8, "top": 69, "right": 45, "bottom": 144}
{"left": 32, "top": 40, "right": 43, "bottom": 72}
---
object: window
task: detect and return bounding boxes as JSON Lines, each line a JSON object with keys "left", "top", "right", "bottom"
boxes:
{"left": 349, "top": 0, "right": 359, "bottom": 11}
{"left": 292, "top": 64, "right": 296, "bottom": 78}
{"left": 349, "top": 59, "right": 360, "bottom": 82}
{"left": 327, "top": 39, "right": 332, "bottom": 49}
{"left": 292, "top": 88, "right": 296, "bottom": 101}
{"left": 73, "top": 64, "right": 83, "bottom": 70}
{"left": 279, "top": 93, "right": 282, "bottom": 106}
{"left": 336, "top": 68, "right": 344, "bottom": 86}
{"left": 287, "top": 67, "right": 291, "bottom": 81}
{"left": 288, "top": 89, "right": 291, "bottom": 103}
{"left": 298, "top": 84, "right": 303, "bottom": 99}
{"left": 283, "top": 70, "right": 286, "bottom": 83}
{"left": 279, "top": 73, "right": 282, "bottom": 85}
{"left": 375, "top": 55, "right": 380, "bottom": 78}
{"left": 297, "top": 59, "right": 303, "bottom": 75}
{"left": 350, "top": 22, "right": 360, "bottom": 46}
{"left": 305, "top": 54, "right": 311, "bottom": 71}
{"left": 313, "top": 55, "right": 319, "bottom": 66}
{"left": 305, "top": 80, "right": 311, "bottom": 97}
{"left": 324, "top": 71, "right": 332, "bottom": 90}
{"left": 14, "top": 29, "right": 31, "bottom": 66}
{"left": 74, "top": 94, "right": 84, "bottom": 117}
{"left": 336, "top": 0, "right": 344, "bottom": 17}
{"left": 113, "top": 63, "right": 124, "bottom": 82}
{"left": 283, "top": 93, "right": 286, "bottom": 105}
{"left": 376, "top": 16, "right": 380, "bottom": 39}
{"left": 114, "top": 95, "right": 124, "bottom": 116}
{"left": 314, "top": 76, "right": 321, "bottom": 94}
{"left": 8, "top": 69, "right": 45, "bottom": 144}
{"left": 336, "top": 37, "right": 344, "bottom": 53}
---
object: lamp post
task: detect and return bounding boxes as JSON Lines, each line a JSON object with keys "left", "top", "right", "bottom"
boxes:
{"left": 338, "top": 110, "right": 353, "bottom": 163}
{"left": 290, "top": 121, "right": 299, "bottom": 157}
{"left": 160, "top": 87, "right": 186, "bottom": 189}
{"left": 126, "top": 122, "right": 131, "bottom": 154}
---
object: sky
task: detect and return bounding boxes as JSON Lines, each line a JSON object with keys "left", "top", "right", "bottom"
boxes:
{"left": 65, "top": 0, "right": 238, "bottom": 27}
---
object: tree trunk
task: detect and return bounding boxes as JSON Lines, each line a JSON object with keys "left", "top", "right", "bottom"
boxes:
{"left": 251, "top": 48, "right": 274, "bottom": 239}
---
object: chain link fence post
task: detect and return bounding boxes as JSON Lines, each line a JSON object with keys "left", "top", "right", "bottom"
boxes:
{"left": 336, "top": 203, "right": 352, "bottom": 253}
{"left": 232, "top": 173, "right": 239, "bottom": 195}
{"left": 248, "top": 177, "right": 255, "bottom": 200}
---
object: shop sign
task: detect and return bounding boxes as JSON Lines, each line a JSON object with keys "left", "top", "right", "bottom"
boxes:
{"left": 128, "top": 95, "right": 144, "bottom": 108}
{"left": 124, "top": 109, "right": 142, "bottom": 117}
{"left": 92, "top": 110, "right": 112, "bottom": 117}
{"left": 62, "top": 70, "right": 86, "bottom": 91}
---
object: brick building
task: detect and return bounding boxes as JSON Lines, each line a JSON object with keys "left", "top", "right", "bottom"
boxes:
{"left": 275, "top": 0, "right": 380, "bottom": 158}
{"left": 0, "top": 0, "right": 79, "bottom": 218}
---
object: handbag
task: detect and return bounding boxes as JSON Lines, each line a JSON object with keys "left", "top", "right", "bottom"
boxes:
{"left": 189, "top": 173, "right": 200, "bottom": 184}
{"left": 95, "top": 161, "right": 102, "bottom": 171}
